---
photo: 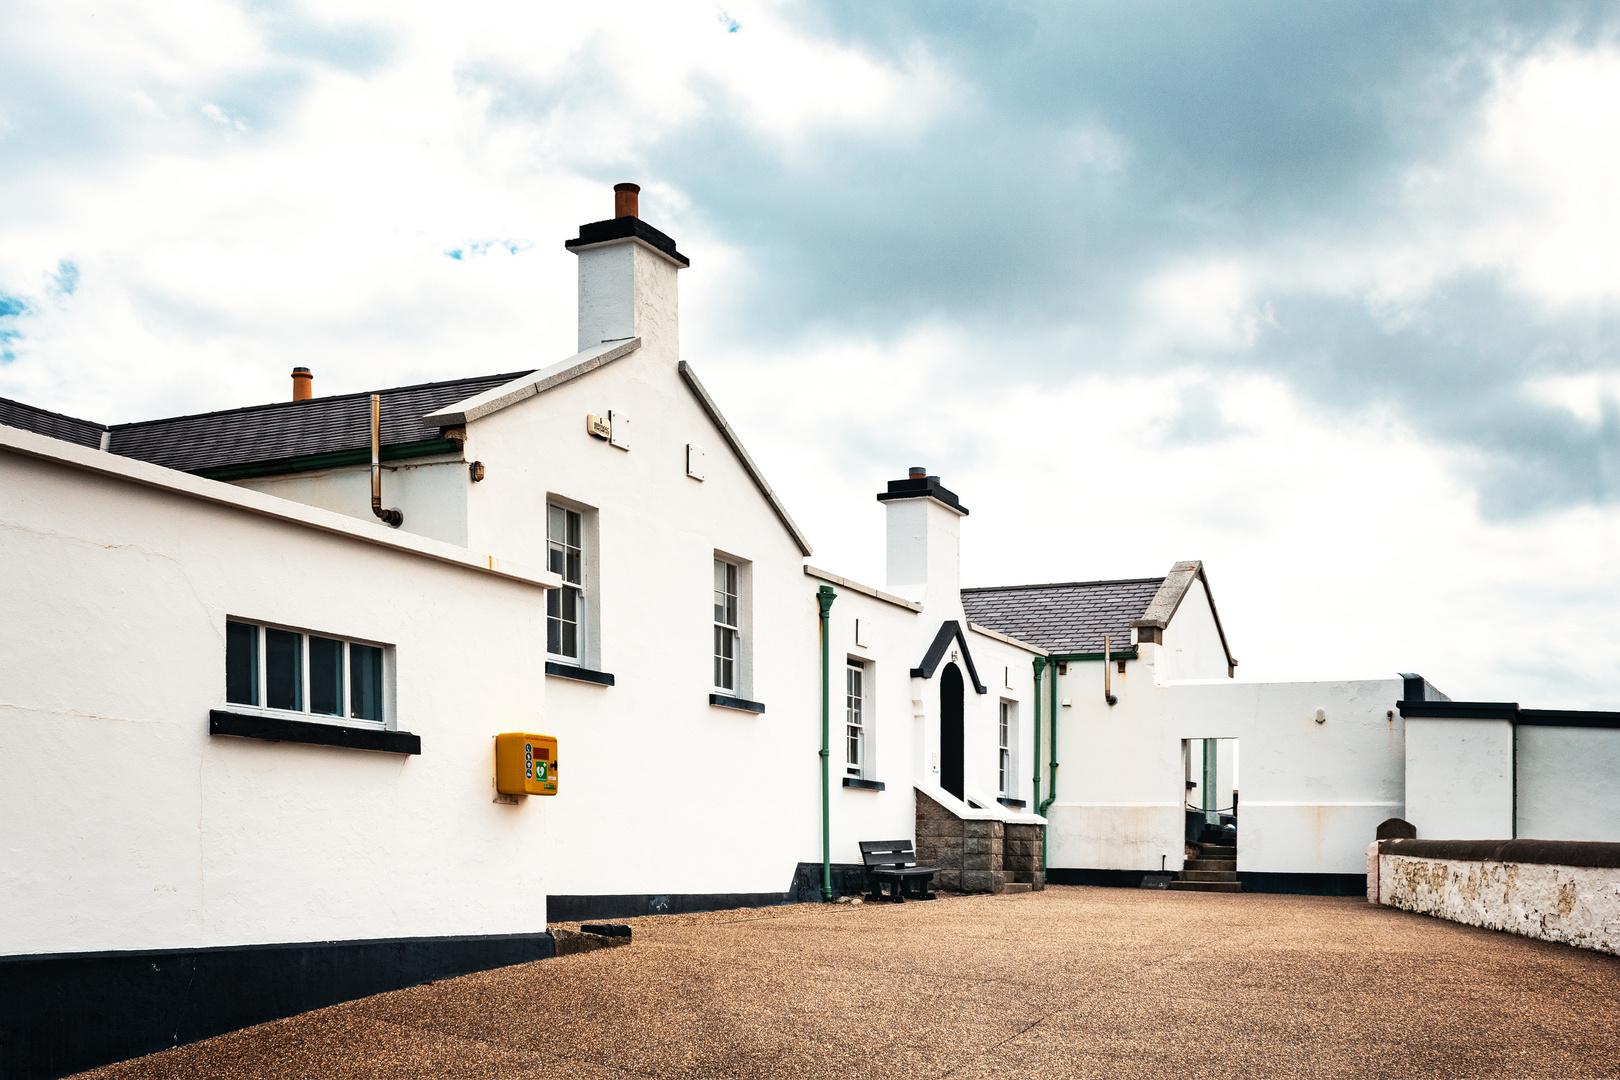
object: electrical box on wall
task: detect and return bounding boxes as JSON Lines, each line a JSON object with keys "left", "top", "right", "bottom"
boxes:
{"left": 495, "top": 733, "right": 559, "bottom": 796}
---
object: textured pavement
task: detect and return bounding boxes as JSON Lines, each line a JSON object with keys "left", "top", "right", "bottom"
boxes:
{"left": 77, "top": 886, "right": 1620, "bottom": 1079}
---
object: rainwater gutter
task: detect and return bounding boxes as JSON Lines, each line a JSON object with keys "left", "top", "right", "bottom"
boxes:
{"left": 370, "top": 394, "right": 403, "bottom": 528}
{"left": 816, "top": 585, "right": 836, "bottom": 901}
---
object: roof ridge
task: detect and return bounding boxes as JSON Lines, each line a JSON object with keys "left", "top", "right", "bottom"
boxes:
{"left": 0, "top": 394, "right": 108, "bottom": 431}
{"left": 961, "top": 577, "right": 1166, "bottom": 592}
{"left": 108, "top": 370, "right": 536, "bottom": 431}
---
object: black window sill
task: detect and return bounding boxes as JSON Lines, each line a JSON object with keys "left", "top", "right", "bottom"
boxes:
{"left": 997, "top": 796, "right": 1026, "bottom": 808}
{"left": 709, "top": 694, "right": 765, "bottom": 714}
{"left": 545, "top": 662, "right": 616, "bottom": 686}
{"left": 842, "top": 777, "right": 886, "bottom": 791}
{"left": 210, "top": 710, "right": 421, "bottom": 755}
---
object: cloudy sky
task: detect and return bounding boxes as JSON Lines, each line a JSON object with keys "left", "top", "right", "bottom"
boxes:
{"left": 3, "top": 1, "right": 1617, "bottom": 707}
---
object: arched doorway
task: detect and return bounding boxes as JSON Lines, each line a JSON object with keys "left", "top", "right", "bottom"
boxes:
{"left": 940, "top": 662, "right": 965, "bottom": 800}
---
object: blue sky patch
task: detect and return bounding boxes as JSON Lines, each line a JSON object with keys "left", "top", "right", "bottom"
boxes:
{"left": 0, "top": 293, "right": 30, "bottom": 362}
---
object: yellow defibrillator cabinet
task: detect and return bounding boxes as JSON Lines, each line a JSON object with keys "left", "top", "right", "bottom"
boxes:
{"left": 495, "top": 733, "right": 559, "bottom": 796}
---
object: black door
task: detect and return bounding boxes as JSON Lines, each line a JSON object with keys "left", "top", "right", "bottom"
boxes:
{"left": 940, "top": 662, "right": 965, "bottom": 800}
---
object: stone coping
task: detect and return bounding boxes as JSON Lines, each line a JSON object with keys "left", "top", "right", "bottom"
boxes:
{"left": 1382, "top": 838, "right": 1620, "bottom": 869}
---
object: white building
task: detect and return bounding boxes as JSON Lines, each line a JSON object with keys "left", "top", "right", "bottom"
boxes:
{"left": 2, "top": 183, "right": 1617, "bottom": 1079}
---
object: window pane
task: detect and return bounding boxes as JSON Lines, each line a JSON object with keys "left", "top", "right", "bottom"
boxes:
{"left": 350, "top": 643, "right": 384, "bottom": 722}
{"left": 713, "top": 560, "right": 726, "bottom": 623}
{"left": 713, "top": 625, "right": 734, "bottom": 690}
{"left": 548, "top": 504, "right": 565, "bottom": 543}
{"left": 309, "top": 636, "right": 344, "bottom": 716}
{"left": 265, "top": 628, "right": 303, "bottom": 711}
{"left": 566, "top": 508, "right": 581, "bottom": 548}
{"left": 226, "top": 621, "right": 259, "bottom": 706}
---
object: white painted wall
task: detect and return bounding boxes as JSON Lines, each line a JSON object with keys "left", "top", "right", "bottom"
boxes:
{"left": 0, "top": 438, "right": 552, "bottom": 956}
{"left": 1515, "top": 725, "right": 1620, "bottom": 842}
{"left": 239, "top": 456, "right": 470, "bottom": 547}
{"left": 1404, "top": 717, "right": 1514, "bottom": 840}
{"left": 1157, "top": 578, "right": 1229, "bottom": 681}
{"left": 1047, "top": 675, "right": 1406, "bottom": 875}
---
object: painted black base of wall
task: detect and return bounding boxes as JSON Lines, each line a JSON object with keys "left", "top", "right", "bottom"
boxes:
{"left": 1049, "top": 868, "right": 1368, "bottom": 896}
{"left": 547, "top": 891, "right": 790, "bottom": 922}
{"left": 0, "top": 931, "right": 555, "bottom": 1080}
{"left": 1048, "top": 868, "right": 1154, "bottom": 889}
{"left": 1238, "top": 872, "right": 1368, "bottom": 896}
{"left": 788, "top": 862, "right": 870, "bottom": 903}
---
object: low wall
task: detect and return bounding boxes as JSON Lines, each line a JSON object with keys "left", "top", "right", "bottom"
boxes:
{"left": 1374, "top": 839, "right": 1620, "bottom": 956}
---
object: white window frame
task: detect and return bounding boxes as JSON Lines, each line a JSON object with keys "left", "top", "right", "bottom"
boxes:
{"left": 845, "top": 658, "right": 865, "bottom": 777}
{"left": 713, "top": 557, "right": 741, "bottom": 692}
{"left": 225, "top": 618, "right": 392, "bottom": 730}
{"left": 547, "top": 503, "right": 585, "bottom": 663}
{"left": 998, "top": 700, "right": 1016, "bottom": 797}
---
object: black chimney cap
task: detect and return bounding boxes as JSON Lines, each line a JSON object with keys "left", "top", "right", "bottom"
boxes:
{"left": 876, "top": 472, "right": 968, "bottom": 515}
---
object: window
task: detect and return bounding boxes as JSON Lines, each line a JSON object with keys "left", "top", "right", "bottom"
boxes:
{"left": 999, "top": 701, "right": 1013, "bottom": 796}
{"left": 713, "top": 558, "right": 739, "bottom": 690}
{"left": 547, "top": 505, "right": 584, "bottom": 660}
{"left": 846, "top": 659, "right": 865, "bottom": 776}
{"left": 226, "top": 619, "right": 386, "bottom": 724}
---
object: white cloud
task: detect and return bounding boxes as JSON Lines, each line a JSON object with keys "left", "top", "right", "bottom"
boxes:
{"left": 0, "top": 3, "right": 1616, "bottom": 712}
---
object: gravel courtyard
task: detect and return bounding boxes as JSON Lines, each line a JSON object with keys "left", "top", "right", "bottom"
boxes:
{"left": 77, "top": 886, "right": 1620, "bottom": 1079}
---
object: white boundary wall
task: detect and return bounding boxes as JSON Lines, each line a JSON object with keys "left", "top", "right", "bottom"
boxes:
{"left": 1379, "top": 853, "right": 1620, "bottom": 956}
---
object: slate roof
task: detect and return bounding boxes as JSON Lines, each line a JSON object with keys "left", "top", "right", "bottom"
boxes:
{"left": 961, "top": 578, "right": 1165, "bottom": 654}
{"left": 0, "top": 396, "right": 106, "bottom": 449}
{"left": 104, "top": 372, "right": 532, "bottom": 474}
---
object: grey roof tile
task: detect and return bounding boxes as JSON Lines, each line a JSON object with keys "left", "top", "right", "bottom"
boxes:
{"left": 0, "top": 396, "right": 107, "bottom": 449}
{"left": 104, "top": 372, "right": 532, "bottom": 474}
{"left": 961, "top": 578, "right": 1164, "bottom": 654}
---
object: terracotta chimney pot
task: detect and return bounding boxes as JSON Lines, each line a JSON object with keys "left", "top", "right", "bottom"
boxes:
{"left": 614, "top": 182, "right": 640, "bottom": 219}
{"left": 292, "top": 367, "right": 313, "bottom": 401}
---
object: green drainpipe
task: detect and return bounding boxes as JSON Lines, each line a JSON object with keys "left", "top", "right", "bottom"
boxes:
{"left": 1031, "top": 658, "right": 1046, "bottom": 808}
{"left": 1039, "top": 659, "right": 1060, "bottom": 873}
{"left": 816, "top": 585, "right": 837, "bottom": 902}
{"left": 1031, "top": 657, "right": 1046, "bottom": 873}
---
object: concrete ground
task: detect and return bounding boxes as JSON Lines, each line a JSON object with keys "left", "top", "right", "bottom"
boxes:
{"left": 77, "top": 887, "right": 1620, "bottom": 1079}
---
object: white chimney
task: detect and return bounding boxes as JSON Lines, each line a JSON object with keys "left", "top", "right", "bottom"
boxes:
{"left": 566, "top": 182, "right": 689, "bottom": 358}
{"left": 878, "top": 466, "right": 967, "bottom": 606}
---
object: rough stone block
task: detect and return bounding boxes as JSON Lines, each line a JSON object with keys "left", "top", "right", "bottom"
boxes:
{"left": 963, "top": 852, "right": 994, "bottom": 871}
{"left": 915, "top": 820, "right": 963, "bottom": 839}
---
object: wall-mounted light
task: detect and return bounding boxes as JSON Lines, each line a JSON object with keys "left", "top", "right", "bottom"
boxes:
{"left": 469, "top": 461, "right": 486, "bottom": 482}
{"left": 1314, "top": 709, "right": 1326, "bottom": 724}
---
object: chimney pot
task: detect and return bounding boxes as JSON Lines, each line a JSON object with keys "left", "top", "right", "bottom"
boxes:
{"left": 908, "top": 466, "right": 926, "bottom": 479}
{"left": 291, "top": 367, "right": 313, "bottom": 402}
{"left": 614, "top": 182, "right": 640, "bottom": 219}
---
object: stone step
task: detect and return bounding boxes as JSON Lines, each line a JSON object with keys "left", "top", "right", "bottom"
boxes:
{"left": 1198, "top": 845, "right": 1237, "bottom": 858}
{"left": 1181, "top": 870, "right": 1237, "bottom": 882}
{"left": 1002, "top": 882, "right": 1032, "bottom": 894}
{"left": 1186, "top": 859, "right": 1237, "bottom": 871}
{"left": 1168, "top": 880, "right": 1243, "bottom": 893}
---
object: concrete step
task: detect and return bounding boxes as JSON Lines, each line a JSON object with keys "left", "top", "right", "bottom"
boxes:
{"left": 1168, "top": 880, "right": 1243, "bottom": 893}
{"left": 1002, "top": 882, "right": 1032, "bottom": 894}
{"left": 1181, "top": 870, "right": 1237, "bottom": 882}
{"left": 1185, "top": 859, "right": 1236, "bottom": 871}
{"left": 1198, "top": 845, "right": 1237, "bottom": 858}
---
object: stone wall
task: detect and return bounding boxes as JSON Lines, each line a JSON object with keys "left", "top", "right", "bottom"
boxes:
{"left": 915, "top": 790, "right": 1044, "bottom": 893}
{"left": 1375, "top": 839, "right": 1620, "bottom": 957}
{"left": 1005, "top": 823, "right": 1046, "bottom": 890}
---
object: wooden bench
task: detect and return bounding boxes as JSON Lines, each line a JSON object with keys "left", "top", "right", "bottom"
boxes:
{"left": 860, "top": 840, "right": 939, "bottom": 903}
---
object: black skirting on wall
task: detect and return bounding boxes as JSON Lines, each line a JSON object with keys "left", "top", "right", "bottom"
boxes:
{"left": 547, "top": 891, "right": 791, "bottom": 923}
{"left": 1048, "top": 867, "right": 1368, "bottom": 896}
{"left": 548, "top": 862, "right": 875, "bottom": 922}
{"left": 0, "top": 931, "right": 555, "bottom": 1080}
